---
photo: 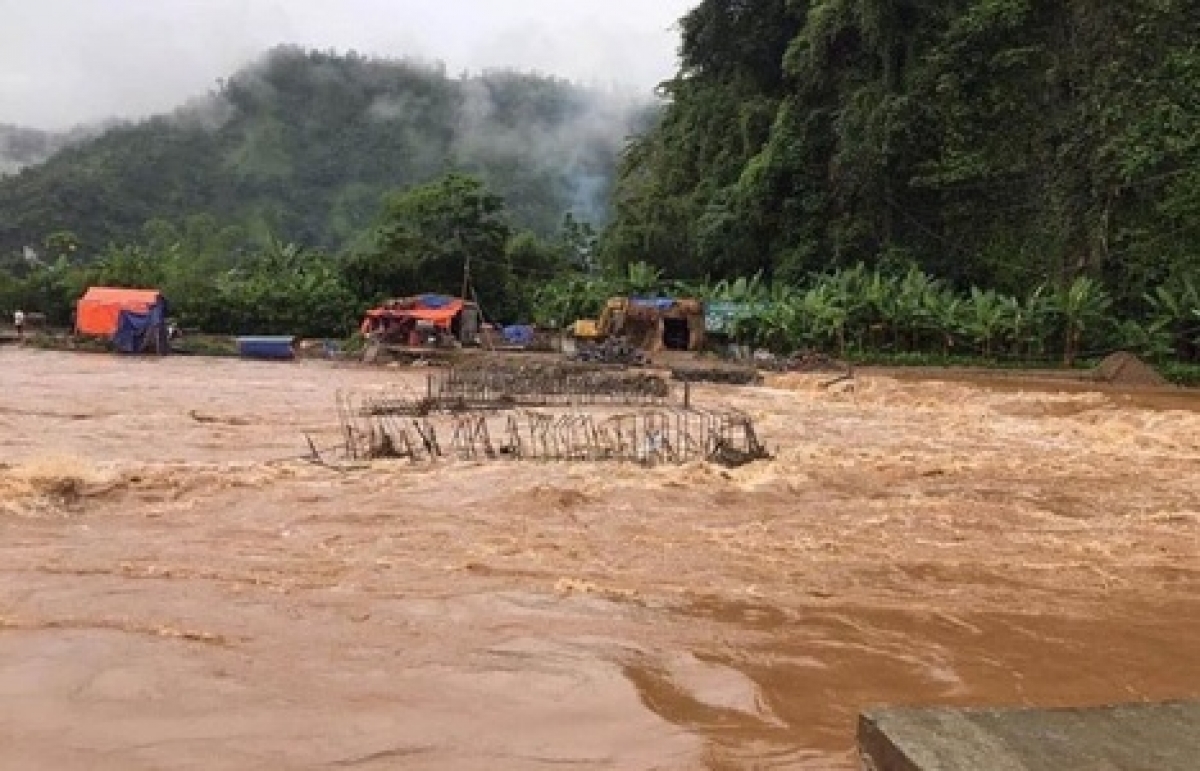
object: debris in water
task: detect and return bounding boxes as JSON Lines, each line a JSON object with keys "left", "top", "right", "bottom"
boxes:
{"left": 334, "top": 375, "right": 771, "bottom": 468}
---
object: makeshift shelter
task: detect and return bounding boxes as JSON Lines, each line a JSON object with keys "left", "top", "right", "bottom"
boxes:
{"left": 75, "top": 287, "right": 169, "bottom": 354}
{"left": 360, "top": 294, "right": 480, "bottom": 346}
{"left": 589, "top": 297, "right": 706, "bottom": 353}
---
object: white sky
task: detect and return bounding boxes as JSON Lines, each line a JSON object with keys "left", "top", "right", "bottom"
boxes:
{"left": 0, "top": 0, "right": 697, "bottom": 130}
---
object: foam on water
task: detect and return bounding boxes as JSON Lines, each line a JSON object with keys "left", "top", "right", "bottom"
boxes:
{"left": 0, "top": 456, "right": 115, "bottom": 518}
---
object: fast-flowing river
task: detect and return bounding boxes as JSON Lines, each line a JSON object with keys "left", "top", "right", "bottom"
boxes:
{"left": 2, "top": 348, "right": 1198, "bottom": 769}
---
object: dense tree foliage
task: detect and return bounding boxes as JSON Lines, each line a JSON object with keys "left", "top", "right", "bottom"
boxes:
{"left": 345, "top": 173, "right": 535, "bottom": 320}
{"left": 602, "top": 0, "right": 1200, "bottom": 317}
{"left": 0, "top": 47, "right": 651, "bottom": 258}
{"left": 0, "top": 172, "right": 592, "bottom": 336}
{"left": 0, "top": 220, "right": 358, "bottom": 339}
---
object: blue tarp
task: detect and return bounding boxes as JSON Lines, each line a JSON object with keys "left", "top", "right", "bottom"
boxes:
{"left": 417, "top": 293, "right": 456, "bottom": 309}
{"left": 113, "top": 303, "right": 167, "bottom": 354}
{"left": 501, "top": 325, "right": 536, "bottom": 347}
{"left": 629, "top": 297, "right": 677, "bottom": 312}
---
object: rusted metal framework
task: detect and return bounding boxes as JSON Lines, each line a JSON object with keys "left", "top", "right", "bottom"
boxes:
{"left": 336, "top": 391, "right": 769, "bottom": 468}
{"left": 501, "top": 408, "right": 769, "bottom": 466}
{"left": 430, "top": 365, "right": 671, "bottom": 407}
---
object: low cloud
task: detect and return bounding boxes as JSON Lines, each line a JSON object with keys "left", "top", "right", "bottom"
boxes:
{"left": 453, "top": 74, "right": 651, "bottom": 222}
{"left": 0, "top": 0, "right": 693, "bottom": 130}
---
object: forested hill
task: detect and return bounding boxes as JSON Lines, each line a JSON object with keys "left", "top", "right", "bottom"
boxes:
{"left": 603, "top": 0, "right": 1200, "bottom": 311}
{"left": 0, "top": 46, "right": 654, "bottom": 257}
{"left": 0, "top": 124, "right": 76, "bottom": 176}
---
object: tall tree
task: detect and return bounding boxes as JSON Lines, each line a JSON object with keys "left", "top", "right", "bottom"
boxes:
{"left": 344, "top": 173, "right": 516, "bottom": 316}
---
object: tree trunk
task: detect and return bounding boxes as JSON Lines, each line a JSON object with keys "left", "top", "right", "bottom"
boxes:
{"left": 1063, "top": 326, "right": 1080, "bottom": 368}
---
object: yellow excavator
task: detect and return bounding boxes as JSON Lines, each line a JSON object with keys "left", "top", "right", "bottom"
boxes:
{"left": 570, "top": 297, "right": 629, "bottom": 341}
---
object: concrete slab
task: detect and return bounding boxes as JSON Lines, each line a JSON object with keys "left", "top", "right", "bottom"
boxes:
{"left": 859, "top": 701, "right": 1200, "bottom": 771}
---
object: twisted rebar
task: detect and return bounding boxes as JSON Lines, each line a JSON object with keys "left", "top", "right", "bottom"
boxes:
{"left": 337, "top": 389, "right": 769, "bottom": 468}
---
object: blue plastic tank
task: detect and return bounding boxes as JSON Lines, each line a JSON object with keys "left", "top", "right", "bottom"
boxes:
{"left": 236, "top": 336, "right": 297, "bottom": 360}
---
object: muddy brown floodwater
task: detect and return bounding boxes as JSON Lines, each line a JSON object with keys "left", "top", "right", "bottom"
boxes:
{"left": 2, "top": 348, "right": 1199, "bottom": 770}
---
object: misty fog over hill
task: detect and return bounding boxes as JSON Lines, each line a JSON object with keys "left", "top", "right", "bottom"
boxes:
{"left": 0, "top": 47, "right": 660, "bottom": 255}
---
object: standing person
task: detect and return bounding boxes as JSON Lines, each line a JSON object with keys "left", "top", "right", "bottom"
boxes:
{"left": 13, "top": 309, "right": 25, "bottom": 339}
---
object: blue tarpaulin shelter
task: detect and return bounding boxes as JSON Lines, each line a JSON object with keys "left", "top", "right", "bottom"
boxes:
{"left": 113, "top": 303, "right": 167, "bottom": 353}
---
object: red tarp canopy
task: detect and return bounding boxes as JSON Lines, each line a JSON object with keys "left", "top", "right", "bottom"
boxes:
{"left": 361, "top": 297, "right": 465, "bottom": 331}
{"left": 76, "top": 287, "right": 164, "bottom": 336}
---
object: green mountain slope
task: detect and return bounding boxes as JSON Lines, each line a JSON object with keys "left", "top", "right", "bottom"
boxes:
{"left": 0, "top": 46, "right": 655, "bottom": 258}
{"left": 602, "top": 0, "right": 1200, "bottom": 311}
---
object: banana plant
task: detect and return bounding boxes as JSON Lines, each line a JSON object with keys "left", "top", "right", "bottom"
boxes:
{"left": 857, "top": 268, "right": 900, "bottom": 350}
{"left": 531, "top": 274, "right": 616, "bottom": 328}
{"left": 925, "top": 287, "right": 965, "bottom": 356}
{"left": 798, "top": 281, "right": 850, "bottom": 354}
{"left": 817, "top": 265, "right": 869, "bottom": 351}
{"left": 1114, "top": 318, "right": 1173, "bottom": 360}
{"left": 1055, "top": 276, "right": 1112, "bottom": 367}
{"left": 711, "top": 270, "right": 767, "bottom": 303}
{"left": 894, "top": 266, "right": 944, "bottom": 352}
{"left": 620, "top": 260, "right": 665, "bottom": 295}
{"left": 1017, "top": 285, "right": 1055, "bottom": 359}
{"left": 669, "top": 277, "right": 712, "bottom": 300}
{"left": 961, "top": 286, "right": 1011, "bottom": 358}
{"left": 1145, "top": 273, "right": 1200, "bottom": 358}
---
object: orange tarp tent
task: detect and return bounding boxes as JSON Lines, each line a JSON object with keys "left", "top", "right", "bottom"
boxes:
{"left": 361, "top": 296, "right": 466, "bottom": 332}
{"left": 76, "top": 287, "right": 164, "bottom": 336}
